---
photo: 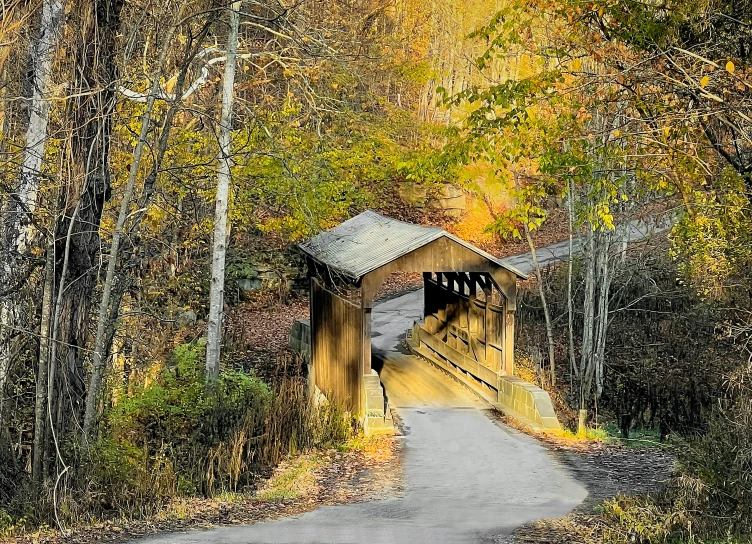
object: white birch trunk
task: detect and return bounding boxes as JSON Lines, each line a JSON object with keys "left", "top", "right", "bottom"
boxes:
{"left": 16, "top": 0, "right": 64, "bottom": 252}
{"left": 0, "top": 0, "right": 64, "bottom": 426}
{"left": 205, "top": 1, "right": 241, "bottom": 382}
{"left": 593, "top": 229, "right": 611, "bottom": 399}
{"left": 32, "top": 233, "right": 55, "bottom": 485}
{"left": 579, "top": 229, "right": 596, "bottom": 407}
{"left": 567, "top": 177, "right": 577, "bottom": 383}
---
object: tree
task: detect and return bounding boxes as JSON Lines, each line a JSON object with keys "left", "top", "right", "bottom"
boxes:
{"left": 0, "top": 0, "right": 64, "bottom": 428}
{"left": 82, "top": 25, "right": 177, "bottom": 438}
{"left": 442, "top": 1, "right": 664, "bottom": 406}
{"left": 205, "top": 0, "right": 241, "bottom": 382}
{"left": 55, "top": 0, "right": 126, "bottom": 440}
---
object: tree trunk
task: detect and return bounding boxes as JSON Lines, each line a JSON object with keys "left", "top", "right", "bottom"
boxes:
{"left": 53, "top": 0, "right": 124, "bottom": 439}
{"left": 593, "top": 228, "right": 613, "bottom": 399}
{"left": 0, "top": 0, "right": 64, "bottom": 427}
{"left": 206, "top": 1, "right": 242, "bottom": 382}
{"left": 95, "top": 16, "right": 215, "bottom": 395}
{"left": 514, "top": 170, "right": 556, "bottom": 386}
{"left": 580, "top": 229, "right": 596, "bottom": 407}
{"left": 32, "top": 231, "right": 55, "bottom": 486}
{"left": 567, "top": 177, "right": 577, "bottom": 384}
{"left": 524, "top": 227, "right": 556, "bottom": 386}
{"left": 44, "top": 199, "right": 79, "bottom": 482}
{"left": 82, "top": 29, "right": 175, "bottom": 438}
{"left": 15, "top": 0, "right": 64, "bottom": 253}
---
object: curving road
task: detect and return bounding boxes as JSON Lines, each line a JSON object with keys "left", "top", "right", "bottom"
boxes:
{"left": 128, "top": 215, "right": 673, "bottom": 543}
{"left": 129, "top": 215, "right": 676, "bottom": 543}
{"left": 126, "top": 213, "right": 678, "bottom": 543}
{"left": 133, "top": 287, "right": 588, "bottom": 544}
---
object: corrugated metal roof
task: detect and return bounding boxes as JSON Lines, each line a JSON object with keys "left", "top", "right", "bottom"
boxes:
{"left": 299, "top": 210, "right": 527, "bottom": 280}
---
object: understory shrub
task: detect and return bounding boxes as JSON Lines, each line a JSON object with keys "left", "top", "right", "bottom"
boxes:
{"left": 515, "top": 252, "right": 746, "bottom": 435}
{"left": 62, "top": 342, "right": 353, "bottom": 521}
{"left": 600, "top": 367, "right": 752, "bottom": 543}
{"left": 103, "top": 341, "right": 271, "bottom": 496}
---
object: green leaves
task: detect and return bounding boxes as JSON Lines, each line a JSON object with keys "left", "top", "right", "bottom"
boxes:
{"left": 671, "top": 168, "right": 752, "bottom": 298}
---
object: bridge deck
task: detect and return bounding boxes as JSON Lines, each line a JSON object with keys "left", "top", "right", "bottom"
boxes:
{"left": 377, "top": 352, "right": 483, "bottom": 409}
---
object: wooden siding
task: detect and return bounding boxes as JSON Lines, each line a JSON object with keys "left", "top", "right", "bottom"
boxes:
{"left": 421, "top": 273, "right": 510, "bottom": 380}
{"left": 310, "top": 277, "right": 363, "bottom": 414}
{"left": 359, "top": 236, "right": 519, "bottom": 309}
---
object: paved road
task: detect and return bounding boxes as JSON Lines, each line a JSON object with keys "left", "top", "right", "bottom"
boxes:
{"left": 131, "top": 217, "right": 672, "bottom": 543}
{"left": 501, "top": 214, "right": 673, "bottom": 275}
{"left": 135, "top": 360, "right": 585, "bottom": 544}
{"left": 134, "top": 287, "right": 587, "bottom": 544}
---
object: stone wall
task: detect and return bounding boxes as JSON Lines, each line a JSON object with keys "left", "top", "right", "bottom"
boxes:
{"left": 398, "top": 182, "right": 467, "bottom": 219}
{"left": 289, "top": 319, "right": 311, "bottom": 363}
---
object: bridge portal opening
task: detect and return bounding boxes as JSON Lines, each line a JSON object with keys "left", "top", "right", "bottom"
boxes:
{"left": 298, "top": 210, "right": 527, "bottom": 431}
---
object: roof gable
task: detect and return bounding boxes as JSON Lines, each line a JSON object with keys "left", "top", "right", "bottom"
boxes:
{"left": 299, "top": 210, "right": 527, "bottom": 280}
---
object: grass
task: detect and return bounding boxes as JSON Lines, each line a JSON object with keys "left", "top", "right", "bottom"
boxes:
{"left": 539, "top": 421, "right": 670, "bottom": 450}
{"left": 337, "top": 434, "right": 390, "bottom": 453}
{"left": 546, "top": 425, "right": 612, "bottom": 443}
{"left": 600, "top": 422, "right": 667, "bottom": 447}
{"left": 212, "top": 491, "right": 246, "bottom": 504}
{"left": 254, "top": 453, "right": 326, "bottom": 501}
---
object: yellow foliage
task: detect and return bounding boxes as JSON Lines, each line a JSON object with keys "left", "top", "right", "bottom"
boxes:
{"left": 451, "top": 195, "right": 496, "bottom": 247}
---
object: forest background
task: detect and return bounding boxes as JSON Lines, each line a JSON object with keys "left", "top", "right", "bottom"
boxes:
{"left": 0, "top": 1, "right": 751, "bottom": 543}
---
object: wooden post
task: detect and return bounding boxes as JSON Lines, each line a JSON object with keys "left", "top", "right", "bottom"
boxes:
{"left": 481, "top": 275, "right": 492, "bottom": 362}
{"left": 467, "top": 273, "right": 477, "bottom": 333}
{"left": 445, "top": 272, "right": 461, "bottom": 334}
{"left": 504, "top": 311, "right": 515, "bottom": 376}
{"left": 457, "top": 273, "right": 469, "bottom": 330}
{"left": 309, "top": 273, "right": 318, "bottom": 389}
{"left": 423, "top": 271, "right": 432, "bottom": 320}
{"left": 359, "top": 279, "right": 376, "bottom": 377}
{"left": 436, "top": 272, "right": 446, "bottom": 322}
{"left": 363, "top": 304, "right": 372, "bottom": 374}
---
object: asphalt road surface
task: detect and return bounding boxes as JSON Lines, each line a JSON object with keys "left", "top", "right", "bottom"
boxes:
{"left": 134, "top": 288, "right": 587, "bottom": 544}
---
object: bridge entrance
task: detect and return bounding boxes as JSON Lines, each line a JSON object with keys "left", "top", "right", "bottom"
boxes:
{"left": 298, "top": 210, "right": 545, "bottom": 431}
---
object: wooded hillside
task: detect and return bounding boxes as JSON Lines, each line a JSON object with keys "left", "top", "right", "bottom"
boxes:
{"left": 1, "top": 1, "right": 751, "bottom": 542}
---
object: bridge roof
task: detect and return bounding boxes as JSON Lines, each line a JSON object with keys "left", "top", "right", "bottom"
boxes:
{"left": 299, "top": 210, "right": 527, "bottom": 280}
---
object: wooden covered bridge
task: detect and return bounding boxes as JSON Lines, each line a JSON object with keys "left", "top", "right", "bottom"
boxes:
{"left": 292, "top": 210, "right": 560, "bottom": 432}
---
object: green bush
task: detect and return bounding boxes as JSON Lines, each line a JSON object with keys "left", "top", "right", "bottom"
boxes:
{"left": 104, "top": 341, "right": 271, "bottom": 497}
{"left": 0, "top": 345, "right": 355, "bottom": 532}
{"left": 68, "top": 343, "right": 354, "bottom": 521}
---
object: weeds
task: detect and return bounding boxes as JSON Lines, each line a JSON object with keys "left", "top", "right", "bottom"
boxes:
{"left": 595, "top": 366, "right": 752, "bottom": 543}
{"left": 255, "top": 454, "right": 325, "bottom": 501}
{"left": 0, "top": 344, "right": 354, "bottom": 536}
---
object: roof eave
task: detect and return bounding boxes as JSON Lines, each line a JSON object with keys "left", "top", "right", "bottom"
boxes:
{"left": 298, "top": 244, "right": 363, "bottom": 282}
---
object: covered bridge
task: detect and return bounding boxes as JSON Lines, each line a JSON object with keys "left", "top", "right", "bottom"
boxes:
{"left": 296, "top": 210, "right": 559, "bottom": 431}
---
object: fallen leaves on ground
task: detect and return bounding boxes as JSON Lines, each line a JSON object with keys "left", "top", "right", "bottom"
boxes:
{"left": 5, "top": 436, "right": 402, "bottom": 544}
{"left": 488, "top": 413, "right": 674, "bottom": 544}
